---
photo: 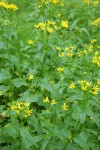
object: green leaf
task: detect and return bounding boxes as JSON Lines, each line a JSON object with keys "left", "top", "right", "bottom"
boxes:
{"left": 20, "top": 127, "right": 43, "bottom": 149}
{"left": 70, "top": 18, "right": 80, "bottom": 31}
{"left": 42, "top": 135, "right": 51, "bottom": 150}
{"left": 0, "top": 69, "right": 11, "bottom": 82}
{"left": 74, "top": 132, "right": 89, "bottom": 150}
{"left": 12, "top": 78, "right": 27, "bottom": 88}
{"left": 40, "top": 78, "right": 59, "bottom": 99}
{"left": 81, "top": 27, "right": 91, "bottom": 39}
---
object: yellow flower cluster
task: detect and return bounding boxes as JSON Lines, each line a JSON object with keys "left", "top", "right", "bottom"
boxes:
{"left": 43, "top": 97, "right": 57, "bottom": 105}
{"left": 92, "top": 17, "right": 100, "bottom": 27}
{"left": 78, "top": 80, "right": 91, "bottom": 91}
{"left": 0, "top": 1, "right": 18, "bottom": 11}
{"left": 34, "top": 20, "right": 69, "bottom": 33}
{"left": 43, "top": 97, "right": 68, "bottom": 111}
{"left": 90, "top": 85, "right": 99, "bottom": 95}
{"left": 34, "top": 20, "right": 56, "bottom": 33}
{"left": 40, "top": 0, "right": 64, "bottom": 6}
{"left": 57, "top": 67, "right": 64, "bottom": 73}
{"left": 92, "top": 53, "right": 100, "bottom": 66}
{"left": 10, "top": 101, "right": 32, "bottom": 117}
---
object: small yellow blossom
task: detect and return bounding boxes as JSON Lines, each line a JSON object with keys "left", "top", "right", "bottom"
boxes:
{"left": 62, "top": 103, "right": 68, "bottom": 111}
{"left": 51, "top": 99, "right": 57, "bottom": 105}
{"left": 64, "top": 47, "right": 69, "bottom": 51}
{"left": 57, "top": 67, "right": 64, "bottom": 73}
{"left": 97, "top": 79, "right": 100, "bottom": 85}
{"left": 43, "top": 97, "right": 50, "bottom": 103}
{"left": 81, "top": 86, "right": 87, "bottom": 91}
{"left": 93, "top": 0, "right": 99, "bottom": 7}
{"left": 84, "top": 0, "right": 91, "bottom": 5}
{"left": 61, "top": 20, "right": 69, "bottom": 29}
{"left": 47, "top": 27, "right": 53, "bottom": 33}
{"left": 27, "top": 40, "right": 33, "bottom": 45}
{"left": 60, "top": 52, "right": 65, "bottom": 57}
{"left": 69, "top": 83, "right": 76, "bottom": 89}
{"left": 28, "top": 75, "right": 34, "bottom": 81}
{"left": 91, "top": 39, "right": 97, "bottom": 43}
{"left": 24, "top": 108, "right": 32, "bottom": 118}
{"left": 67, "top": 52, "right": 73, "bottom": 57}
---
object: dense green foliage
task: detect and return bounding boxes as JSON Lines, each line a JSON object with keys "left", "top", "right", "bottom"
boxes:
{"left": 0, "top": 0, "right": 100, "bottom": 149}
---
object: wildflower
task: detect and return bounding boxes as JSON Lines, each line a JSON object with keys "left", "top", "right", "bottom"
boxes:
{"left": 91, "top": 39, "right": 97, "bottom": 43}
{"left": 69, "top": 83, "right": 76, "bottom": 89}
{"left": 92, "top": 17, "right": 100, "bottom": 27}
{"left": 81, "top": 86, "right": 87, "bottom": 91}
{"left": 27, "top": 40, "right": 33, "bottom": 45}
{"left": 24, "top": 108, "right": 32, "bottom": 118}
{"left": 47, "top": 27, "right": 53, "bottom": 33}
{"left": 90, "top": 85, "right": 99, "bottom": 95}
{"left": 83, "top": 50, "right": 88, "bottom": 55}
{"left": 51, "top": 99, "right": 57, "bottom": 105}
{"left": 0, "top": 2, "right": 18, "bottom": 10}
{"left": 43, "top": 97, "right": 50, "bottom": 103}
{"left": 84, "top": 0, "right": 91, "bottom": 5}
{"left": 93, "top": 0, "right": 99, "bottom": 7}
{"left": 61, "top": 20, "right": 69, "bottom": 29}
{"left": 28, "top": 75, "right": 34, "bottom": 81}
{"left": 78, "top": 80, "right": 91, "bottom": 91}
{"left": 62, "top": 103, "right": 68, "bottom": 111}
{"left": 64, "top": 47, "right": 69, "bottom": 51}
{"left": 97, "top": 79, "right": 100, "bottom": 85}
{"left": 60, "top": 52, "right": 64, "bottom": 57}
{"left": 54, "top": 25, "right": 59, "bottom": 30}
{"left": 57, "top": 67, "right": 64, "bottom": 73}
{"left": 67, "top": 52, "right": 73, "bottom": 57}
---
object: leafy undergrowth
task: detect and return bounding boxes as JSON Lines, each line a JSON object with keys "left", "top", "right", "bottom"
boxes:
{"left": 0, "top": 0, "right": 100, "bottom": 150}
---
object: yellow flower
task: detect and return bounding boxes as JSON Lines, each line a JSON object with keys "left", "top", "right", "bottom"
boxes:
{"left": 84, "top": 0, "right": 91, "bottom": 5}
{"left": 43, "top": 97, "right": 50, "bottom": 103}
{"left": 62, "top": 103, "right": 68, "bottom": 111}
{"left": 83, "top": 50, "right": 88, "bottom": 55}
{"left": 93, "top": 0, "right": 99, "bottom": 7}
{"left": 28, "top": 75, "right": 34, "bottom": 81}
{"left": 91, "top": 39, "right": 97, "bottom": 43}
{"left": 97, "top": 79, "right": 100, "bottom": 85}
{"left": 61, "top": 20, "right": 69, "bottom": 29}
{"left": 92, "top": 17, "right": 100, "bottom": 27}
{"left": 51, "top": 99, "right": 57, "bottom": 105}
{"left": 24, "top": 108, "right": 32, "bottom": 118}
{"left": 69, "top": 83, "right": 76, "bottom": 89}
{"left": 81, "top": 86, "right": 87, "bottom": 91}
{"left": 64, "top": 47, "right": 69, "bottom": 51}
{"left": 67, "top": 52, "right": 73, "bottom": 57}
{"left": 60, "top": 52, "right": 65, "bottom": 57}
{"left": 27, "top": 40, "right": 33, "bottom": 45}
{"left": 0, "top": 2, "right": 18, "bottom": 10}
{"left": 57, "top": 67, "right": 64, "bottom": 73}
{"left": 47, "top": 27, "right": 53, "bottom": 33}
